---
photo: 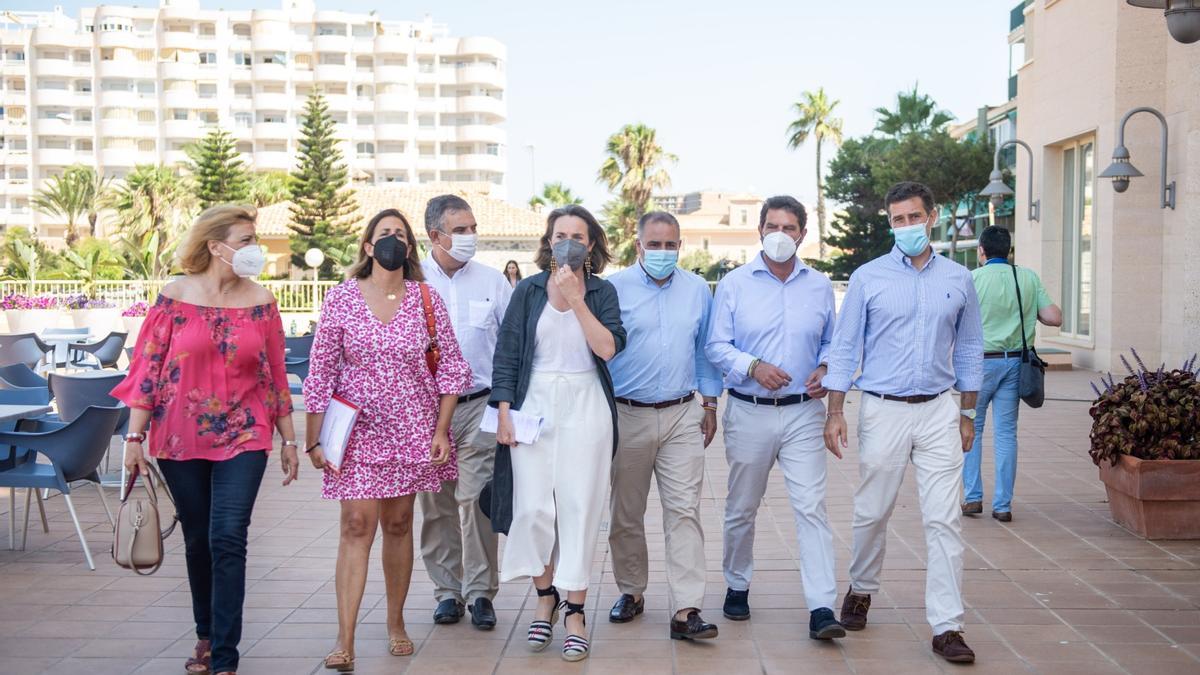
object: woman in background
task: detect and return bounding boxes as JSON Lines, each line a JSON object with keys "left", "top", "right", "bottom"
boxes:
{"left": 503, "top": 259, "right": 523, "bottom": 288}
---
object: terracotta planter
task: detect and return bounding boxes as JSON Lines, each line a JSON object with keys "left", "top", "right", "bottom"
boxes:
{"left": 1098, "top": 454, "right": 1200, "bottom": 539}
{"left": 4, "top": 309, "right": 61, "bottom": 334}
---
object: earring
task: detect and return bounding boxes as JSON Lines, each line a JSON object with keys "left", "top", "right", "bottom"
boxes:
{"left": 550, "top": 257, "right": 558, "bottom": 274}
{"left": 584, "top": 256, "right": 592, "bottom": 275}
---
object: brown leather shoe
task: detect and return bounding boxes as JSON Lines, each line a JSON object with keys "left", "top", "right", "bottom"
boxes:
{"left": 932, "top": 630, "right": 976, "bottom": 663}
{"left": 961, "top": 501, "right": 983, "bottom": 516}
{"left": 839, "top": 586, "right": 871, "bottom": 631}
{"left": 992, "top": 510, "right": 1012, "bottom": 522}
{"left": 670, "top": 609, "right": 718, "bottom": 640}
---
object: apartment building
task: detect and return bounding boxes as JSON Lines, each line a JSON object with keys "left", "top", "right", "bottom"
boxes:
{"left": 651, "top": 190, "right": 817, "bottom": 264}
{"left": 0, "top": 0, "right": 507, "bottom": 241}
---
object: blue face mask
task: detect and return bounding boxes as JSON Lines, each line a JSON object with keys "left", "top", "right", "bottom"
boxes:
{"left": 892, "top": 222, "right": 931, "bottom": 257}
{"left": 641, "top": 249, "right": 678, "bottom": 280}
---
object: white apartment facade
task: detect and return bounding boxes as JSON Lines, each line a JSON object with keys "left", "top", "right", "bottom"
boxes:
{"left": 0, "top": 0, "right": 507, "bottom": 241}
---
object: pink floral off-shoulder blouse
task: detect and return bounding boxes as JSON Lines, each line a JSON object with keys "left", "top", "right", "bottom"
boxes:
{"left": 110, "top": 295, "right": 293, "bottom": 461}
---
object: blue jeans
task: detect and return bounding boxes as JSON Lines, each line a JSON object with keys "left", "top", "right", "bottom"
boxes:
{"left": 962, "top": 357, "right": 1020, "bottom": 513}
{"left": 158, "top": 450, "right": 268, "bottom": 674}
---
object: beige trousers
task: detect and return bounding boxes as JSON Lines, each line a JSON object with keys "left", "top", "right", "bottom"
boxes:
{"left": 418, "top": 394, "right": 499, "bottom": 603}
{"left": 608, "top": 401, "right": 707, "bottom": 611}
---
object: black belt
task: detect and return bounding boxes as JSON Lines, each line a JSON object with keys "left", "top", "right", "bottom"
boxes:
{"left": 984, "top": 350, "right": 1023, "bottom": 359}
{"left": 729, "top": 390, "right": 811, "bottom": 406}
{"left": 864, "top": 390, "right": 947, "bottom": 404}
{"left": 615, "top": 392, "right": 695, "bottom": 409}
{"left": 458, "top": 388, "right": 491, "bottom": 404}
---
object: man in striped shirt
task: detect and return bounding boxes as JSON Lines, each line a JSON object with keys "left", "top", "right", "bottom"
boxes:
{"left": 822, "top": 181, "right": 984, "bottom": 664}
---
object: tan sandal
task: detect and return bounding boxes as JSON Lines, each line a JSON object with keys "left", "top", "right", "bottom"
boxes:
{"left": 389, "top": 637, "right": 414, "bottom": 657}
{"left": 323, "top": 649, "right": 355, "bottom": 672}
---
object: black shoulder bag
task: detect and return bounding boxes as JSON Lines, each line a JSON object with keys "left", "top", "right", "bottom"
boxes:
{"left": 1011, "top": 264, "right": 1046, "bottom": 408}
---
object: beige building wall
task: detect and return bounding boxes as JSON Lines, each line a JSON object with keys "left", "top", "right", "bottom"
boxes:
{"left": 1016, "top": 0, "right": 1199, "bottom": 371}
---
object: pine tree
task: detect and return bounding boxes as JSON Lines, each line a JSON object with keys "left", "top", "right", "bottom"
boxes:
{"left": 289, "top": 91, "right": 359, "bottom": 278}
{"left": 185, "top": 128, "right": 250, "bottom": 210}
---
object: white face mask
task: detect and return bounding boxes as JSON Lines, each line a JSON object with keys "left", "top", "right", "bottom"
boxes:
{"left": 220, "top": 242, "right": 266, "bottom": 278}
{"left": 761, "top": 231, "right": 799, "bottom": 263}
{"left": 437, "top": 232, "right": 477, "bottom": 263}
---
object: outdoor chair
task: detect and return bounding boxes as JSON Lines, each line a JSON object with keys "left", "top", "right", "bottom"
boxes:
{"left": 69, "top": 332, "right": 128, "bottom": 370}
{"left": 285, "top": 334, "right": 314, "bottom": 397}
{"left": 0, "top": 333, "right": 54, "bottom": 371}
{"left": 0, "top": 405, "right": 123, "bottom": 568}
{"left": 42, "top": 328, "right": 90, "bottom": 369}
{"left": 0, "top": 364, "right": 51, "bottom": 406}
{"left": 48, "top": 372, "right": 130, "bottom": 432}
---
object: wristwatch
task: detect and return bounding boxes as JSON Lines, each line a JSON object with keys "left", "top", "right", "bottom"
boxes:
{"left": 960, "top": 408, "right": 977, "bottom": 421}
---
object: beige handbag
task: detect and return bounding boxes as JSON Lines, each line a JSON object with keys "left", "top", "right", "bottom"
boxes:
{"left": 112, "top": 465, "right": 177, "bottom": 575}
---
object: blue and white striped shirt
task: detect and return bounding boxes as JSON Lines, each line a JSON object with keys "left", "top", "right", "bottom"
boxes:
{"left": 823, "top": 246, "right": 983, "bottom": 396}
{"left": 705, "top": 254, "right": 835, "bottom": 398}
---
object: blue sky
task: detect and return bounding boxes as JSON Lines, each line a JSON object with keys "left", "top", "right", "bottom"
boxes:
{"left": 19, "top": 1, "right": 1018, "bottom": 208}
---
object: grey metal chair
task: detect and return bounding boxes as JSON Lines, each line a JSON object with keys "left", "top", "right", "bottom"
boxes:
{"left": 0, "top": 405, "right": 123, "bottom": 568}
{"left": 48, "top": 372, "right": 130, "bottom": 431}
{"left": 284, "top": 334, "right": 314, "bottom": 396}
{"left": 42, "top": 328, "right": 90, "bottom": 369}
{"left": 0, "top": 363, "right": 49, "bottom": 389}
{"left": 0, "top": 333, "right": 54, "bottom": 371}
{"left": 69, "top": 332, "right": 128, "bottom": 370}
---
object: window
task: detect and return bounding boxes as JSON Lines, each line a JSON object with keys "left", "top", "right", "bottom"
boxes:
{"left": 260, "top": 52, "right": 287, "bottom": 65}
{"left": 356, "top": 84, "right": 373, "bottom": 98}
{"left": 259, "top": 112, "right": 285, "bottom": 124}
{"left": 135, "top": 49, "right": 153, "bottom": 62}
{"left": 232, "top": 24, "right": 251, "bottom": 38}
{"left": 418, "top": 58, "right": 434, "bottom": 73}
{"left": 356, "top": 141, "right": 375, "bottom": 156}
{"left": 234, "top": 83, "right": 252, "bottom": 98}
{"left": 356, "top": 56, "right": 373, "bottom": 70}
{"left": 419, "top": 172, "right": 435, "bottom": 184}
{"left": 137, "top": 110, "right": 155, "bottom": 124}
{"left": 137, "top": 139, "right": 155, "bottom": 152}
{"left": 197, "top": 83, "right": 217, "bottom": 99}
{"left": 199, "top": 52, "right": 217, "bottom": 66}
{"left": 74, "top": 79, "right": 92, "bottom": 93}
{"left": 74, "top": 50, "right": 91, "bottom": 63}
{"left": 316, "top": 24, "right": 346, "bottom": 36}
{"left": 356, "top": 113, "right": 374, "bottom": 126}
{"left": 198, "top": 23, "right": 216, "bottom": 38}
{"left": 197, "top": 111, "right": 217, "bottom": 125}
{"left": 39, "top": 107, "right": 68, "bottom": 119}
{"left": 5, "top": 49, "right": 25, "bottom": 62}
{"left": 417, "top": 114, "right": 434, "bottom": 128}
{"left": 234, "top": 52, "right": 251, "bottom": 67}
{"left": 418, "top": 86, "right": 434, "bottom": 100}
{"left": 234, "top": 112, "right": 251, "bottom": 128}
{"left": 380, "top": 112, "right": 407, "bottom": 125}
{"left": 382, "top": 172, "right": 408, "bottom": 183}
{"left": 172, "top": 109, "right": 188, "bottom": 121}
{"left": 37, "top": 79, "right": 68, "bottom": 91}
{"left": 294, "top": 54, "right": 312, "bottom": 70}
{"left": 352, "top": 24, "right": 374, "bottom": 38}
{"left": 101, "top": 107, "right": 131, "bottom": 120}
{"left": 1060, "top": 139, "right": 1095, "bottom": 338}
{"left": 236, "top": 141, "right": 252, "bottom": 154}
{"left": 74, "top": 110, "right": 92, "bottom": 122}
{"left": 39, "top": 137, "right": 69, "bottom": 150}
{"left": 102, "top": 137, "right": 134, "bottom": 150}
{"left": 319, "top": 53, "right": 345, "bottom": 66}
{"left": 380, "top": 142, "right": 404, "bottom": 153}
{"left": 38, "top": 49, "right": 67, "bottom": 61}
{"left": 485, "top": 143, "right": 500, "bottom": 156}
{"left": 382, "top": 56, "right": 406, "bottom": 67}
{"left": 418, "top": 143, "right": 434, "bottom": 157}
{"left": 136, "top": 81, "right": 155, "bottom": 96}
{"left": 74, "top": 139, "right": 93, "bottom": 152}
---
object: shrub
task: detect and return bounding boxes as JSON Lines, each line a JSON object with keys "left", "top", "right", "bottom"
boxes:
{"left": 121, "top": 301, "right": 149, "bottom": 318}
{"left": 0, "top": 293, "right": 60, "bottom": 310}
{"left": 1089, "top": 349, "right": 1200, "bottom": 465}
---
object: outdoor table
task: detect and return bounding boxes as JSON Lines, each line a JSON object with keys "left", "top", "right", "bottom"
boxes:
{"left": 37, "top": 330, "right": 93, "bottom": 372}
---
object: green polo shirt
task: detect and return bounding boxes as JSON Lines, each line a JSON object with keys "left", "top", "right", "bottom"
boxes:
{"left": 972, "top": 261, "right": 1054, "bottom": 353}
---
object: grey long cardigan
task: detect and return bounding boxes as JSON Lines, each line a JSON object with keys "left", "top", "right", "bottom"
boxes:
{"left": 483, "top": 270, "right": 626, "bottom": 534}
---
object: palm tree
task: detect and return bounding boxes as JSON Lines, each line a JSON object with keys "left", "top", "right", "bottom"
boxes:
{"left": 248, "top": 171, "right": 292, "bottom": 207}
{"left": 597, "top": 123, "right": 676, "bottom": 225}
{"left": 873, "top": 84, "right": 954, "bottom": 138}
{"left": 106, "top": 165, "right": 196, "bottom": 279}
{"left": 31, "top": 165, "right": 111, "bottom": 246}
{"left": 529, "top": 181, "right": 584, "bottom": 210}
{"left": 786, "top": 88, "right": 844, "bottom": 260}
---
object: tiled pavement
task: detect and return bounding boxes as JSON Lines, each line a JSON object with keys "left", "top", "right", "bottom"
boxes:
{"left": 1, "top": 369, "right": 1198, "bottom": 674}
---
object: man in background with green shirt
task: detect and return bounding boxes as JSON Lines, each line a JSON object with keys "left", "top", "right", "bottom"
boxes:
{"left": 962, "top": 226, "right": 1062, "bottom": 522}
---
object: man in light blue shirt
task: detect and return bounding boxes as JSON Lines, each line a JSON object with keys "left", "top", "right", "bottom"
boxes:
{"left": 822, "top": 181, "right": 983, "bottom": 664}
{"left": 705, "top": 196, "right": 844, "bottom": 641}
{"left": 606, "top": 211, "right": 722, "bottom": 641}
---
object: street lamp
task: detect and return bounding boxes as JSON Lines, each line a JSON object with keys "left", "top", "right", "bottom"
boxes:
{"left": 304, "top": 247, "right": 325, "bottom": 313}
{"left": 1098, "top": 106, "right": 1176, "bottom": 209}
{"left": 979, "top": 139, "right": 1040, "bottom": 222}
{"left": 1127, "top": 1, "right": 1200, "bottom": 44}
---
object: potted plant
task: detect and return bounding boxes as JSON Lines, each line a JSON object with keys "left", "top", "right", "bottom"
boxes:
{"left": 121, "top": 301, "right": 149, "bottom": 343}
{"left": 1, "top": 293, "right": 62, "bottom": 333}
{"left": 1089, "top": 350, "right": 1200, "bottom": 539}
{"left": 64, "top": 294, "right": 120, "bottom": 334}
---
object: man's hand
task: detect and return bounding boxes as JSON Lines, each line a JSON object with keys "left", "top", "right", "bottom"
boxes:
{"left": 823, "top": 413, "right": 846, "bottom": 459}
{"left": 959, "top": 415, "right": 975, "bottom": 453}
{"left": 804, "top": 365, "right": 828, "bottom": 399}
{"left": 752, "top": 362, "right": 792, "bottom": 391}
{"left": 700, "top": 409, "right": 717, "bottom": 448}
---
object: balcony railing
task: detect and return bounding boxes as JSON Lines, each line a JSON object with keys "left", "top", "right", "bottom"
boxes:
{"left": 0, "top": 280, "right": 340, "bottom": 313}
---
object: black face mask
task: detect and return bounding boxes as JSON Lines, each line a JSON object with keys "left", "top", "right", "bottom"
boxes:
{"left": 372, "top": 234, "right": 407, "bottom": 272}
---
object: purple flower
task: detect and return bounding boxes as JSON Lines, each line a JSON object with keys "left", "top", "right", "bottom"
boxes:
{"left": 122, "top": 301, "right": 150, "bottom": 318}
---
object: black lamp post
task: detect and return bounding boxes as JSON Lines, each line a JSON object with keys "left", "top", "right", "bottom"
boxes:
{"left": 1098, "top": 106, "right": 1176, "bottom": 209}
{"left": 979, "top": 139, "right": 1040, "bottom": 222}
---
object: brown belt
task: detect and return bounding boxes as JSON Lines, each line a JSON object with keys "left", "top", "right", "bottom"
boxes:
{"left": 864, "top": 390, "right": 947, "bottom": 404}
{"left": 615, "top": 392, "right": 695, "bottom": 409}
{"left": 984, "top": 350, "right": 1023, "bottom": 359}
{"left": 458, "top": 388, "right": 491, "bottom": 404}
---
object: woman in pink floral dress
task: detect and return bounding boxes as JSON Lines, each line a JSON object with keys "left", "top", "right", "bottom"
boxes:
{"left": 303, "top": 208, "right": 472, "bottom": 670}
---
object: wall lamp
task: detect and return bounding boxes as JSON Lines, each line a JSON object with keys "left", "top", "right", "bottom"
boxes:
{"left": 1098, "top": 106, "right": 1176, "bottom": 209}
{"left": 979, "top": 139, "right": 1040, "bottom": 222}
{"left": 1127, "top": 1, "right": 1200, "bottom": 44}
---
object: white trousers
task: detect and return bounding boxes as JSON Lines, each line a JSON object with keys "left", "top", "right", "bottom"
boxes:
{"left": 722, "top": 397, "right": 837, "bottom": 611}
{"left": 501, "top": 369, "right": 613, "bottom": 592}
{"left": 849, "top": 391, "right": 966, "bottom": 634}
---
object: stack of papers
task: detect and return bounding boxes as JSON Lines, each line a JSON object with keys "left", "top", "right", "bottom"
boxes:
{"left": 480, "top": 406, "right": 545, "bottom": 445}
{"left": 318, "top": 395, "right": 360, "bottom": 471}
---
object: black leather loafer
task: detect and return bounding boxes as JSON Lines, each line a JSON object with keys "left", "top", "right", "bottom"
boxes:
{"left": 723, "top": 588, "right": 750, "bottom": 621}
{"left": 433, "top": 598, "right": 464, "bottom": 624}
{"left": 469, "top": 597, "right": 496, "bottom": 630}
{"left": 670, "top": 609, "right": 718, "bottom": 640}
{"left": 608, "top": 593, "right": 644, "bottom": 623}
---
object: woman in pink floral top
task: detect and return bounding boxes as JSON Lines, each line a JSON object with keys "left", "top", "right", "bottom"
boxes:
{"left": 112, "top": 205, "right": 299, "bottom": 675}
{"left": 303, "top": 208, "right": 472, "bottom": 669}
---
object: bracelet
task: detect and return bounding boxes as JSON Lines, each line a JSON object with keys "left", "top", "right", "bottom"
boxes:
{"left": 747, "top": 358, "right": 761, "bottom": 378}
{"left": 826, "top": 411, "right": 844, "bottom": 418}
{"left": 701, "top": 404, "right": 717, "bottom": 413}
{"left": 306, "top": 442, "right": 321, "bottom": 453}
{"left": 281, "top": 440, "right": 298, "bottom": 448}
{"left": 123, "top": 432, "right": 146, "bottom": 443}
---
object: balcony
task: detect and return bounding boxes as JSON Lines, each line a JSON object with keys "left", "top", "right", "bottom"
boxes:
{"left": 35, "top": 148, "right": 77, "bottom": 166}
{"left": 33, "top": 117, "right": 74, "bottom": 135}
{"left": 100, "top": 147, "right": 137, "bottom": 167}
{"left": 314, "top": 64, "right": 351, "bottom": 83}
{"left": 375, "top": 91, "right": 412, "bottom": 111}
{"left": 251, "top": 31, "right": 291, "bottom": 53}
{"left": 373, "top": 35, "right": 413, "bottom": 54}
{"left": 33, "top": 58, "right": 87, "bottom": 79}
{"left": 455, "top": 153, "right": 505, "bottom": 173}
{"left": 314, "top": 34, "right": 351, "bottom": 53}
{"left": 100, "top": 118, "right": 140, "bottom": 137}
{"left": 373, "top": 122, "right": 411, "bottom": 140}
{"left": 322, "top": 93, "right": 351, "bottom": 112}
{"left": 456, "top": 36, "right": 506, "bottom": 59}
{"left": 97, "top": 59, "right": 147, "bottom": 80}
{"left": 0, "top": 61, "right": 28, "bottom": 76}
{"left": 252, "top": 62, "right": 288, "bottom": 81}
{"left": 1, "top": 90, "right": 27, "bottom": 106}
{"left": 253, "top": 121, "right": 290, "bottom": 140}
{"left": 98, "top": 88, "right": 139, "bottom": 108}
{"left": 253, "top": 92, "right": 291, "bottom": 110}
{"left": 374, "top": 65, "right": 409, "bottom": 83}
{"left": 456, "top": 95, "right": 505, "bottom": 119}
{"left": 163, "top": 88, "right": 198, "bottom": 108}
{"left": 31, "top": 27, "right": 90, "bottom": 49}
{"left": 374, "top": 152, "right": 411, "bottom": 171}
{"left": 98, "top": 30, "right": 148, "bottom": 50}
{"left": 230, "top": 65, "right": 253, "bottom": 82}
{"left": 158, "top": 60, "right": 200, "bottom": 81}
{"left": 252, "top": 150, "right": 291, "bottom": 171}
{"left": 163, "top": 118, "right": 204, "bottom": 139}
{"left": 456, "top": 64, "right": 505, "bottom": 89}
{"left": 456, "top": 124, "right": 505, "bottom": 144}
{"left": 159, "top": 31, "right": 196, "bottom": 51}
{"left": 352, "top": 97, "right": 375, "bottom": 112}
{"left": 163, "top": 150, "right": 190, "bottom": 166}
{"left": 32, "top": 89, "right": 78, "bottom": 108}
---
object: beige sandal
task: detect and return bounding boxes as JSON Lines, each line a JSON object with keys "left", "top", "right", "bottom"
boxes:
{"left": 389, "top": 637, "right": 414, "bottom": 657}
{"left": 323, "top": 649, "right": 355, "bottom": 672}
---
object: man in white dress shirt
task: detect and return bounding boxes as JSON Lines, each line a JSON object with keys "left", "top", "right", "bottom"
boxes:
{"left": 419, "top": 194, "right": 513, "bottom": 630}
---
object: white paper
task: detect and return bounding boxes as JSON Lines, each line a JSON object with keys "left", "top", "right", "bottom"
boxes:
{"left": 480, "top": 406, "right": 545, "bottom": 445}
{"left": 318, "top": 396, "right": 359, "bottom": 471}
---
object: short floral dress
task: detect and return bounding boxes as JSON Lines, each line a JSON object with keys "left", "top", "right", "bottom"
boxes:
{"left": 303, "top": 279, "right": 472, "bottom": 500}
{"left": 110, "top": 296, "right": 293, "bottom": 461}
